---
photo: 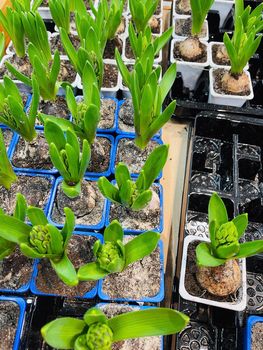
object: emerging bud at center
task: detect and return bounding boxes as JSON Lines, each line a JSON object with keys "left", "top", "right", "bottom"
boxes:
{"left": 86, "top": 322, "right": 113, "bottom": 350}
{"left": 29, "top": 225, "right": 51, "bottom": 254}
{"left": 216, "top": 222, "right": 238, "bottom": 248}
{"left": 97, "top": 241, "right": 124, "bottom": 273}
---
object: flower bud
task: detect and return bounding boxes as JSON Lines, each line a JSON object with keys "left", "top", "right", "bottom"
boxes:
{"left": 216, "top": 222, "right": 238, "bottom": 248}
{"left": 97, "top": 241, "right": 124, "bottom": 273}
{"left": 86, "top": 323, "right": 113, "bottom": 350}
{"left": 29, "top": 225, "right": 51, "bottom": 254}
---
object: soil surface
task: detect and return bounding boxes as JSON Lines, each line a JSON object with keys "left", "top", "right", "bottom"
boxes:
{"left": 38, "top": 96, "right": 70, "bottom": 122}
{"left": 101, "top": 236, "right": 161, "bottom": 300}
{"left": 174, "top": 18, "right": 207, "bottom": 38}
{"left": 50, "top": 34, "right": 80, "bottom": 55}
{"left": 115, "top": 138, "right": 160, "bottom": 174}
{"left": 0, "top": 174, "right": 52, "bottom": 214}
{"left": 0, "top": 55, "right": 32, "bottom": 79}
{"left": 58, "top": 60, "right": 77, "bottom": 84}
{"left": 99, "top": 304, "right": 162, "bottom": 350}
{"left": 36, "top": 235, "right": 97, "bottom": 297}
{"left": 2, "top": 129, "right": 13, "bottom": 150}
{"left": 0, "top": 247, "right": 33, "bottom": 291}
{"left": 109, "top": 185, "right": 161, "bottom": 231}
{"left": 87, "top": 137, "right": 111, "bottom": 174}
{"left": 51, "top": 179, "right": 105, "bottom": 227}
{"left": 12, "top": 133, "right": 53, "bottom": 170}
{"left": 185, "top": 241, "right": 243, "bottom": 303}
{"left": 213, "top": 68, "right": 251, "bottom": 96}
{"left": 100, "top": 98, "right": 116, "bottom": 129}
{"left": 212, "top": 44, "right": 230, "bottom": 66}
{"left": 173, "top": 40, "right": 207, "bottom": 63}
{"left": 104, "top": 37, "right": 123, "bottom": 60}
{"left": 175, "top": 0, "right": 191, "bottom": 15}
{"left": 103, "top": 64, "right": 119, "bottom": 88}
{"left": 69, "top": 13, "right": 77, "bottom": 32}
{"left": 149, "top": 16, "right": 161, "bottom": 34}
{"left": 0, "top": 301, "right": 20, "bottom": 350}
{"left": 252, "top": 323, "right": 263, "bottom": 350}
{"left": 118, "top": 99, "right": 134, "bottom": 132}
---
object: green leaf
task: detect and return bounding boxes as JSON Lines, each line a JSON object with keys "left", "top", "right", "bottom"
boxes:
{"left": 48, "top": 224, "right": 64, "bottom": 256}
{"left": 61, "top": 207, "right": 75, "bottom": 248}
{"left": 232, "top": 213, "right": 248, "bottom": 239}
{"left": 196, "top": 242, "right": 225, "bottom": 267}
{"left": 0, "top": 238, "right": 15, "bottom": 260}
{"left": 131, "top": 190, "right": 152, "bottom": 211}
{"left": 119, "top": 179, "right": 133, "bottom": 207}
{"left": 41, "top": 317, "right": 86, "bottom": 349}
{"left": 208, "top": 193, "right": 228, "bottom": 230}
{"left": 98, "top": 177, "right": 120, "bottom": 203}
{"left": 115, "top": 163, "right": 131, "bottom": 189}
{"left": 50, "top": 253, "right": 78, "bottom": 286}
{"left": 45, "top": 120, "right": 66, "bottom": 151}
{"left": 83, "top": 308, "right": 108, "bottom": 326}
{"left": 235, "top": 240, "right": 263, "bottom": 259}
{"left": 159, "top": 63, "right": 177, "bottom": 104}
{"left": 20, "top": 243, "right": 50, "bottom": 259}
{"left": 78, "top": 261, "right": 108, "bottom": 281}
{"left": 104, "top": 220, "right": 124, "bottom": 243}
{"left": 27, "top": 207, "right": 48, "bottom": 226}
{"left": 109, "top": 308, "right": 189, "bottom": 341}
{"left": 124, "top": 231, "right": 160, "bottom": 267}
{"left": 216, "top": 241, "right": 240, "bottom": 259}
{"left": 0, "top": 215, "right": 31, "bottom": 244}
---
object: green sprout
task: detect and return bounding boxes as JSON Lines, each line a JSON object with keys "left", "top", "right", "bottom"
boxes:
{"left": 0, "top": 32, "right": 5, "bottom": 59}
{"left": 235, "top": 0, "right": 263, "bottom": 34}
{"left": 196, "top": 193, "right": 263, "bottom": 267}
{"left": 190, "top": 0, "right": 214, "bottom": 36}
{"left": 14, "top": 0, "right": 42, "bottom": 12}
{"left": 98, "top": 144, "right": 168, "bottom": 211}
{"left": 129, "top": 0, "right": 159, "bottom": 33}
{"left": 77, "top": 220, "right": 160, "bottom": 281}
{"left": 49, "top": 0, "right": 71, "bottom": 34}
{"left": 116, "top": 46, "right": 177, "bottom": 149}
{"left": 41, "top": 307, "right": 189, "bottom": 350}
{"left": 0, "top": 128, "right": 17, "bottom": 190}
{"left": 44, "top": 120, "right": 91, "bottom": 199}
{"left": 0, "top": 194, "right": 78, "bottom": 286}
{"left": 0, "top": 76, "right": 39, "bottom": 141}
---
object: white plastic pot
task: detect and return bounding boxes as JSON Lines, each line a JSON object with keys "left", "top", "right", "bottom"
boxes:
{"left": 170, "top": 38, "right": 209, "bottom": 91}
{"left": 211, "top": 0, "right": 234, "bottom": 28}
{"left": 209, "top": 42, "right": 249, "bottom": 70}
{"left": 172, "top": 15, "right": 209, "bottom": 41}
{"left": 179, "top": 235, "right": 247, "bottom": 312}
{"left": 209, "top": 68, "right": 254, "bottom": 107}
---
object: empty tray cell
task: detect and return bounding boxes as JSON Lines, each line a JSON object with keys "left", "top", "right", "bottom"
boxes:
{"left": 185, "top": 210, "right": 209, "bottom": 238}
{"left": 238, "top": 159, "right": 261, "bottom": 181}
{"left": 216, "top": 142, "right": 234, "bottom": 193}
{"left": 178, "top": 297, "right": 201, "bottom": 320}
{"left": 195, "top": 117, "right": 235, "bottom": 142}
{"left": 239, "top": 179, "right": 261, "bottom": 205}
{"left": 239, "top": 198, "right": 263, "bottom": 223}
{"left": 193, "top": 137, "right": 221, "bottom": 171}
{"left": 190, "top": 172, "right": 221, "bottom": 192}
{"left": 237, "top": 143, "right": 261, "bottom": 161}
{"left": 243, "top": 222, "right": 263, "bottom": 242}
{"left": 246, "top": 272, "right": 263, "bottom": 313}
{"left": 237, "top": 122, "right": 263, "bottom": 148}
{"left": 177, "top": 321, "right": 215, "bottom": 350}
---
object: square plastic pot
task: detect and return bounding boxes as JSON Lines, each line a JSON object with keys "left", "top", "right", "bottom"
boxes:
{"left": 208, "top": 68, "right": 254, "bottom": 107}
{"left": 98, "top": 240, "right": 165, "bottom": 303}
{"left": 30, "top": 231, "right": 102, "bottom": 298}
{"left": 244, "top": 316, "right": 263, "bottom": 350}
{"left": 172, "top": 16, "right": 209, "bottom": 41}
{"left": 211, "top": 0, "right": 234, "bottom": 28}
{"left": 0, "top": 296, "right": 26, "bottom": 350}
{"left": 179, "top": 235, "right": 247, "bottom": 311}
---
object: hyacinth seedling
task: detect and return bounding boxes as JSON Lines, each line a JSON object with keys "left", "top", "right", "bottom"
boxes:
{"left": 190, "top": 0, "right": 214, "bottom": 36}
{"left": 98, "top": 144, "right": 168, "bottom": 210}
{"left": 77, "top": 220, "right": 160, "bottom": 281}
{"left": 0, "top": 195, "right": 78, "bottom": 286}
{"left": 41, "top": 307, "right": 189, "bottom": 349}
{"left": 0, "top": 129, "right": 17, "bottom": 190}
{"left": 129, "top": 0, "right": 159, "bottom": 33}
{"left": 49, "top": 0, "right": 71, "bottom": 34}
{"left": 44, "top": 120, "right": 91, "bottom": 198}
{"left": 196, "top": 193, "right": 263, "bottom": 267}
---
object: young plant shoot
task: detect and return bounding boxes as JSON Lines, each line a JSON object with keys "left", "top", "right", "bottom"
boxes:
{"left": 98, "top": 144, "right": 168, "bottom": 210}
{"left": 0, "top": 32, "right": 5, "bottom": 60}
{"left": 0, "top": 194, "right": 78, "bottom": 286}
{"left": 41, "top": 307, "right": 189, "bottom": 350}
{"left": 49, "top": 0, "right": 71, "bottom": 34}
{"left": 129, "top": 0, "right": 159, "bottom": 33}
{"left": 196, "top": 192, "right": 263, "bottom": 296}
{"left": 44, "top": 120, "right": 91, "bottom": 198}
{"left": 0, "top": 76, "right": 39, "bottom": 141}
{"left": 235, "top": 0, "right": 263, "bottom": 35}
{"left": 116, "top": 46, "right": 177, "bottom": 149}
{"left": 190, "top": 0, "right": 214, "bottom": 36}
{"left": 14, "top": 0, "right": 42, "bottom": 12}
{"left": 77, "top": 220, "right": 160, "bottom": 281}
{"left": 0, "top": 129, "right": 17, "bottom": 190}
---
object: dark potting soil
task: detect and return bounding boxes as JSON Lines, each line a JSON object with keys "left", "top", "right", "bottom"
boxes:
{"left": 0, "top": 55, "right": 32, "bottom": 80}
{"left": 87, "top": 137, "right": 111, "bottom": 174}
{"left": 104, "top": 37, "right": 123, "bottom": 60}
{"left": 51, "top": 179, "right": 105, "bottom": 227}
{"left": 185, "top": 241, "right": 243, "bottom": 303}
{"left": 103, "top": 64, "right": 119, "bottom": 88}
{"left": 212, "top": 44, "right": 230, "bottom": 66}
{"left": 173, "top": 41, "right": 207, "bottom": 63}
{"left": 99, "top": 304, "right": 162, "bottom": 350}
{"left": 100, "top": 98, "right": 116, "bottom": 129}
{"left": 2, "top": 129, "right": 13, "bottom": 149}
{"left": 109, "top": 185, "right": 161, "bottom": 231}
{"left": 174, "top": 18, "right": 207, "bottom": 38}
{"left": 175, "top": 0, "right": 191, "bottom": 15}
{"left": 213, "top": 69, "right": 251, "bottom": 96}
{"left": 0, "top": 247, "right": 33, "bottom": 291}
{"left": 252, "top": 323, "right": 263, "bottom": 350}
{"left": 38, "top": 96, "right": 70, "bottom": 121}
{"left": 101, "top": 236, "right": 161, "bottom": 300}
{"left": 58, "top": 60, "right": 77, "bottom": 84}
{"left": 35, "top": 235, "right": 97, "bottom": 297}
{"left": 118, "top": 99, "right": 134, "bottom": 132}
{"left": 115, "top": 138, "right": 160, "bottom": 174}
{"left": 12, "top": 133, "right": 53, "bottom": 170}
{"left": 0, "top": 174, "right": 52, "bottom": 214}
{"left": 0, "top": 301, "right": 20, "bottom": 349}
{"left": 50, "top": 33, "right": 80, "bottom": 55}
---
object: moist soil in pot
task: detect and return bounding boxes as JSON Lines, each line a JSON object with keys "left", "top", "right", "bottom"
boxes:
{"left": 175, "top": 0, "right": 191, "bottom": 15}
{"left": 100, "top": 98, "right": 116, "bottom": 129}
{"left": 35, "top": 235, "right": 97, "bottom": 297}
{"left": 50, "top": 33, "right": 80, "bottom": 55}
{"left": 212, "top": 44, "right": 230, "bottom": 66}
{"left": 101, "top": 236, "right": 161, "bottom": 300}
{"left": 87, "top": 137, "right": 111, "bottom": 174}
{"left": 0, "top": 301, "right": 20, "bottom": 349}
{"left": 38, "top": 96, "right": 70, "bottom": 125}
{"left": 0, "top": 55, "right": 32, "bottom": 79}
{"left": 109, "top": 184, "right": 161, "bottom": 231}
{"left": 115, "top": 137, "right": 161, "bottom": 174}
{"left": 2, "top": 129, "right": 13, "bottom": 149}
{"left": 12, "top": 133, "right": 53, "bottom": 170}
{"left": 0, "top": 247, "right": 33, "bottom": 291}
{"left": 173, "top": 39, "right": 207, "bottom": 63}
{"left": 51, "top": 179, "right": 105, "bottom": 227}
{"left": 118, "top": 99, "right": 134, "bottom": 132}
{"left": 212, "top": 68, "right": 251, "bottom": 96}
{"left": 99, "top": 304, "right": 162, "bottom": 350}
{"left": 0, "top": 174, "right": 53, "bottom": 215}
{"left": 252, "top": 323, "right": 263, "bottom": 350}
{"left": 58, "top": 60, "right": 77, "bottom": 84}
{"left": 104, "top": 37, "right": 123, "bottom": 60}
{"left": 185, "top": 241, "right": 243, "bottom": 302}
{"left": 174, "top": 18, "right": 207, "bottom": 38}
{"left": 103, "top": 64, "right": 119, "bottom": 88}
